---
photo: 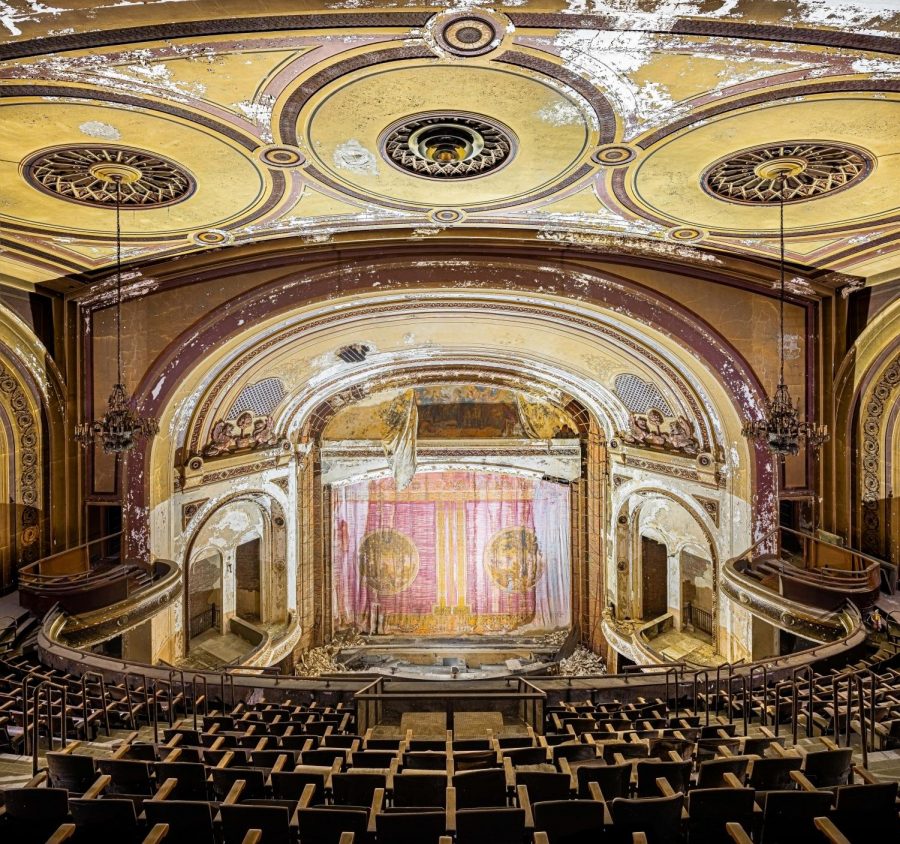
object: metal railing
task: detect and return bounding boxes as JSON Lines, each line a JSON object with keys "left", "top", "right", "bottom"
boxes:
{"left": 682, "top": 603, "right": 713, "bottom": 635}
{"left": 354, "top": 675, "right": 546, "bottom": 736}
{"left": 190, "top": 604, "right": 218, "bottom": 639}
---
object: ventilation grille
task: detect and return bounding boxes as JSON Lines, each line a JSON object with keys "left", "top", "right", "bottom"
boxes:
{"left": 614, "top": 374, "right": 673, "bottom": 416}
{"left": 228, "top": 377, "right": 286, "bottom": 417}
{"left": 337, "top": 344, "right": 370, "bottom": 363}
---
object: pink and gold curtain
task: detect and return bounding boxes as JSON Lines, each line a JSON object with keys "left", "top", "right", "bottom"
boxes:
{"left": 332, "top": 470, "right": 570, "bottom": 636}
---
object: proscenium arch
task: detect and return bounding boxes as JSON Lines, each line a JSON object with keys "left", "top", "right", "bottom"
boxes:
{"left": 130, "top": 255, "right": 773, "bottom": 559}
{"left": 176, "top": 286, "right": 720, "bottom": 453}
{"left": 178, "top": 294, "right": 719, "bottom": 456}
{"left": 286, "top": 360, "right": 625, "bottom": 443}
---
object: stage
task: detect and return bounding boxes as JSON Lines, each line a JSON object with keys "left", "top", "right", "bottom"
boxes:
{"left": 336, "top": 632, "right": 568, "bottom": 679}
{"left": 331, "top": 470, "right": 573, "bottom": 642}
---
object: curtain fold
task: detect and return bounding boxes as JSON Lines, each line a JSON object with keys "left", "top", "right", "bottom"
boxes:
{"left": 381, "top": 388, "right": 417, "bottom": 490}
{"left": 332, "top": 470, "right": 570, "bottom": 636}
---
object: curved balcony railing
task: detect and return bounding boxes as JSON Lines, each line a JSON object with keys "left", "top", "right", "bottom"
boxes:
{"left": 17, "top": 533, "right": 158, "bottom": 615}
{"left": 17, "top": 532, "right": 184, "bottom": 647}
{"left": 35, "top": 601, "right": 866, "bottom": 713}
{"left": 43, "top": 557, "right": 182, "bottom": 648}
{"left": 722, "top": 526, "right": 883, "bottom": 642}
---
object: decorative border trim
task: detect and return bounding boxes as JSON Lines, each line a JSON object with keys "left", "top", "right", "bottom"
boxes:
{"left": 497, "top": 51, "right": 616, "bottom": 144}
{"left": 861, "top": 352, "right": 900, "bottom": 555}
{"left": 278, "top": 45, "right": 433, "bottom": 144}
{"left": 1, "top": 14, "right": 896, "bottom": 63}
{"left": 0, "top": 361, "right": 40, "bottom": 565}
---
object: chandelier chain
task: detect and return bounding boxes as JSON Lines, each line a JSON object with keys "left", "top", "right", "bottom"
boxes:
{"left": 115, "top": 177, "right": 123, "bottom": 387}
{"left": 741, "top": 173, "right": 829, "bottom": 456}
{"left": 779, "top": 179, "right": 785, "bottom": 387}
{"left": 73, "top": 173, "right": 159, "bottom": 454}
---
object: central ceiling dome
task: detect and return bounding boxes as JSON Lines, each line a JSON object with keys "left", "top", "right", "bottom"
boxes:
{"left": 299, "top": 62, "right": 595, "bottom": 210}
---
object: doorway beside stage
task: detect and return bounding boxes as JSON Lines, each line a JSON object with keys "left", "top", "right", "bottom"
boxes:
{"left": 641, "top": 536, "right": 668, "bottom": 620}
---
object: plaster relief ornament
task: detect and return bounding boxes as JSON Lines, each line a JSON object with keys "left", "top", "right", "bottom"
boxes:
{"left": 203, "top": 412, "right": 280, "bottom": 457}
{"left": 620, "top": 410, "right": 700, "bottom": 456}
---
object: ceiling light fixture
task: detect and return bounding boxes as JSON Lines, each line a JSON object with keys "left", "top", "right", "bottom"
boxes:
{"left": 742, "top": 174, "right": 829, "bottom": 456}
{"left": 75, "top": 173, "right": 159, "bottom": 454}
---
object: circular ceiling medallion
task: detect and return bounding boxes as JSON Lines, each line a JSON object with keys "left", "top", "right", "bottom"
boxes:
{"left": 257, "top": 145, "right": 306, "bottom": 168}
{"left": 425, "top": 8, "right": 510, "bottom": 58}
{"left": 593, "top": 145, "right": 637, "bottom": 166}
{"left": 381, "top": 112, "right": 515, "bottom": 180}
{"left": 666, "top": 227, "right": 705, "bottom": 242}
{"left": 702, "top": 141, "right": 874, "bottom": 205}
{"left": 442, "top": 19, "right": 497, "bottom": 55}
{"left": 190, "top": 229, "right": 234, "bottom": 246}
{"left": 23, "top": 145, "right": 195, "bottom": 207}
{"left": 428, "top": 208, "right": 467, "bottom": 224}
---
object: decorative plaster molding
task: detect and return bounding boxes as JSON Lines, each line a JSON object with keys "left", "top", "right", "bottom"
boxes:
{"left": 694, "top": 495, "right": 720, "bottom": 527}
{"left": 861, "top": 352, "right": 900, "bottom": 556}
{"left": 0, "top": 361, "right": 40, "bottom": 564}
{"left": 182, "top": 498, "right": 209, "bottom": 530}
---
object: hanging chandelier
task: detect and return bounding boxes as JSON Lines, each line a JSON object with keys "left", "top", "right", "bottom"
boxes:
{"left": 742, "top": 175, "right": 828, "bottom": 456}
{"left": 75, "top": 173, "right": 159, "bottom": 454}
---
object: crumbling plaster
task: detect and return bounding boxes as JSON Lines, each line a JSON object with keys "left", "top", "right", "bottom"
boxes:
{"left": 149, "top": 477, "right": 297, "bottom": 661}
{"left": 609, "top": 473, "right": 755, "bottom": 657}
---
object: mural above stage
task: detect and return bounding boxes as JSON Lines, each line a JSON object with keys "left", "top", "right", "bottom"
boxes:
{"left": 332, "top": 470, "right": 571, "bottom": 636}
{"left": 322, "top": 384, "right": 578, "bottom": 441}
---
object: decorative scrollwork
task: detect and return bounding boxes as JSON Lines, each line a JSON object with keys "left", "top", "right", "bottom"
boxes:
{"left": 861, "top": 353, "right": 900, "bottom": 556}
{"left": 204, "top": 412, "right": 281, "bottom": 457}
{"left": 619, "top": 410, "right": 700, "bottom": 456}
{"left": 0, "top": 362, "right": 39, "bottom": 563}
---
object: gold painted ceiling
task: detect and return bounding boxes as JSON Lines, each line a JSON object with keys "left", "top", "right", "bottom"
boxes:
{"left": 0, "top": 0, "right": 899, "bottom": 291}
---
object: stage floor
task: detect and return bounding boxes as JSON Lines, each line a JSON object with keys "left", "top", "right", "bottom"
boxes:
{"left": 337, "top": 632, "right": 565, "bottom": 679}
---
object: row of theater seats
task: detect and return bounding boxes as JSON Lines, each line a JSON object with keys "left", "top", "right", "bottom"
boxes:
{"left": 1, "top": 643, "right": 900, "bottom": 842}
{"left": 1, "top": 692, "right": 897, "bottom": 843}
{"left": 0, "top": 653, "right": 190, "bottom": 751}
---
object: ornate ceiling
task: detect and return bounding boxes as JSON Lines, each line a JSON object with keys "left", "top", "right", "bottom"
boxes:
{"left": 0, "top": 0, "right": 898, "bottom": 291}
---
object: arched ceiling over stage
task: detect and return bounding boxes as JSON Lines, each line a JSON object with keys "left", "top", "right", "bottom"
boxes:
{"left": 1, "top": 1, "right": 898, "bottom": 291}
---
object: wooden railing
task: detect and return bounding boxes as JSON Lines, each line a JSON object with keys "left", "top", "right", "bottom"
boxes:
{"left": 16, "top": 533, "right": 172, "bottom": 616}
{"left": 18, "top": 532, "right": 122, "bottom": 584}
{"left": 733, "top": 525, "right": 883, "bottom": 612}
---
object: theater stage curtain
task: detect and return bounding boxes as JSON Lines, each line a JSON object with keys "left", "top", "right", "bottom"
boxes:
{"left": 332, "top": 470, "right": 571, "bottom": 636}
